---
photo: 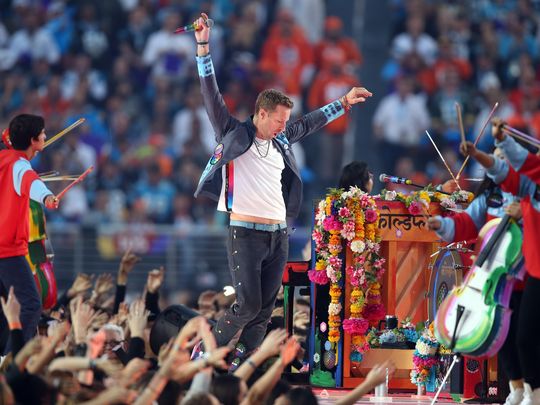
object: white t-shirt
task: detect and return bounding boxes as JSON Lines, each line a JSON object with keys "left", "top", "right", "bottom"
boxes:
{"left": 218, "top": 138, "right": 286, "bottom": 221}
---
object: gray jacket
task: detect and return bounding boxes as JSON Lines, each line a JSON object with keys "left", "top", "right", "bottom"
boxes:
{"left": 194, "top": 54, "right": 346, "bottom": 222}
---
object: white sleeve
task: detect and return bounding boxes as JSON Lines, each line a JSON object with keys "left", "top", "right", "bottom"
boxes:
{"left": 13, "top": 159, "right": 52, "bottom": 202}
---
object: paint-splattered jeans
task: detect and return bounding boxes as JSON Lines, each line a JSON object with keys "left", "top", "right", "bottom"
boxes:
{"left": 213, "top": 225, "right": 289, "bottom": 352}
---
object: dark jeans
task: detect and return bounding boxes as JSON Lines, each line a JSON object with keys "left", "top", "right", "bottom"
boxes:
{"left": 0, "top": 256, "right": 42, "bottom": 349}
{"left": 498, "top": 290, "right": 522, "bottom": 380}
{"left": 517, "top": 275, "right": 540, "bottom": 389}
{"left": 213, "top": 226, "right": 289, "bottom": 352}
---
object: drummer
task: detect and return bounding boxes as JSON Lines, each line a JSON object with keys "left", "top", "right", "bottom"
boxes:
{"left": 427, "top": 147, "right": 525, "bottom": 405}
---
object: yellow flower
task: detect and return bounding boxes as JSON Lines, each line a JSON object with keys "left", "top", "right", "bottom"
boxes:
{"left": 316, "top": 260, "right": 326, "bottom": 270}
{"left": 351, "top": 289, "right": 364, "bottom": 299}
{"left": 419, "top": 191, "right": 431, "bottom": 203}
{"left": 467, "top": 192, "right": 475, "bottom": 202}
{"left": 352, "top": 335, "right": 365, "bottom": 345}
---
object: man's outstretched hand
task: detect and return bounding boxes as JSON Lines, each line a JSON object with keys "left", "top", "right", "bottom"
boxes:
{"left": 345, "top": 87, "right": 373, "bottom": 105}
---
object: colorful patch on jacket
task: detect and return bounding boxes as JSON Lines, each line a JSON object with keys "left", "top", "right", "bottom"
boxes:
{"left": 198, "top": 143, "right": 224, "bottom": 185}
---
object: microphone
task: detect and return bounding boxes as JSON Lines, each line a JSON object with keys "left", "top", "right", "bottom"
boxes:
{"left": 174, "top": 18, "right": 214, "bottom": 34}
{"left": 379, "top": 173, "right": 452, "bottom": 195}
{"left": 379, "top": 174, "right": 413, "bottom": 185}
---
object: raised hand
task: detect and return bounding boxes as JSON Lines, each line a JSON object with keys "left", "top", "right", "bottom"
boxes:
{"left": 459, "top": 141, "right": 478, "bottom": 158}
{"left": 67, "top": 273, "right": 93, "bottom": 298}
{"left": 345, "top": 87, "right": 373, "bottom": 105}
{"left": 146, "top": 266, "right": 165, "bottom": 294}
{"left": 118, "top": 249, "right": 141, "bottom": 285}
{"left": 128, "top": 299, "right": 149, "bottom": 338}
{"left": 0, "top": 286, "right": 21, "bottom": 325}
{"left": 194, "top": 12, "right": 211, "bottom": 43}
{"left": 259, "top": 328, "right": 288, "bottom": 358}
{"left": 94, "top": 273, "right": 114, "bottom": 296}
{"left": 71, "top": 297, "right": 96, "bottom": 344}
{"left": 279, "top": 336, "right": 300, "bottom": 366}
{"left": 363, "top": 360, "right": 396, "bottom": 390}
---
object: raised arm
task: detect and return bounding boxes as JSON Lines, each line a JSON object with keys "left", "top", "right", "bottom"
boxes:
{"left": 194, "top": 13, "right": 239, "bottom": 141}
{"left": 286, "top": 86, "right": 372, "bottom": 144}
{"left": 491, "top": 119, "right": 540, "bottom": 185}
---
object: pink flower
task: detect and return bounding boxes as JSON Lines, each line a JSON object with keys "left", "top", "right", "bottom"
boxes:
{"left": 365, "top": 209, "right": 377, "bottom": 223}
{"left": 362, "top": 303, "right": 386, "bottom": 321}
{"left": 408, "top": 201, "right": 422, "bottom": 216}
{"left": 308, "top": 269, "right": 329, "bottom": 285}
{"left": 323, "top": 217, "right": 342, "bottom": 231}
{"left": 373, "top": 258, "right": 385, "bottom": 267}
{"left": 339, "top": 207, "right": 351, "bottom": 217}
{"left": 343, "top": 318, "right": 370, "bottom": 335}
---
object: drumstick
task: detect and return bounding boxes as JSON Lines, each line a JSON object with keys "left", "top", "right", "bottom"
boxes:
{"left": 456, "top": 102, "right": 498, "bottom": 180}
{"left": 425, "top": 130, "right": 462, "bottom": 190}
{"left": 55, "top": 166, "right": 94, "bottom": 201}
{"left": 455, "top": 102, "right": 466, "bottom": 145}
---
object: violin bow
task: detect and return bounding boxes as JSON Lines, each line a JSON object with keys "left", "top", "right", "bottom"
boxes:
{"left": 425, "top": 130, "right": 462, "bottom": 190}
{"left": 55, "top": 166, "right": 94, "bottom": 201}
{"left": 44, "top": 118, "right": 86, "bottom": 148}
{"left": 456, "top": 102, "right": 499, "bottom": 180}
{"left": 38, "top": 170, "right": 60, "bottom": 178}
{"left": 41, "top": 175, "right": 80, "bottom": 182}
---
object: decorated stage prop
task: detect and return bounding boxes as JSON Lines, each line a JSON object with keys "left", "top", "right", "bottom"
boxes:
{"left": 307, "top": 187, "right": 476, "bottom": 390}
{"left": 27, "top": 200, "right": 57, "bottom": 309}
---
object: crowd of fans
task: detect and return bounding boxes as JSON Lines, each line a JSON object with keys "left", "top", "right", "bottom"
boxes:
{"left": 0, "top": 250, "right": 392, "bottom": 404}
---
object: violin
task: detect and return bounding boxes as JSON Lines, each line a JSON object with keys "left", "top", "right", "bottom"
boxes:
{"left": 434, "top": 215, "right": 523, "bottom": 357}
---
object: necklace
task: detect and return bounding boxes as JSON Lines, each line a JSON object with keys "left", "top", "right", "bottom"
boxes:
{"left": 253, "top": 138, "right": 270, "bottom": 158}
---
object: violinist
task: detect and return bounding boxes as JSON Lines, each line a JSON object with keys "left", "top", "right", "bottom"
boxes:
{"left": 427, "top": 162, "right": 525, "bottom": 405}
{"left": 460, "top": 119, "right": 540, "bottom": 405}
{"left": 0, "top": 114, "right": 59, "bottom": 347}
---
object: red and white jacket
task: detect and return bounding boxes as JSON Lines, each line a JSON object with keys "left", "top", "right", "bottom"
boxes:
{"left": 487, "top": 136, "right": 540, "bottom": 279}
{"left": 0, "top": 149, "right": 51, "bottom": 258}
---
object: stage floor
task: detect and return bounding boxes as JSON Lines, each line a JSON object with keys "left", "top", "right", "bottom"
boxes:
{"left": 312, "top": 390, "right": 502, "bottom": 404}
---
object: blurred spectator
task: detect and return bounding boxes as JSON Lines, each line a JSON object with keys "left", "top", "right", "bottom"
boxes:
{"left": 279, "top": 0, "right": 325, "bottom": 44}
{"left": 260, "top": 10, "right": 314, "bottom": 111}
{"left": 373, "top": 75, "right": 430, "bottom": 174}
{"left": 62, "top": 53, "right": 108, "bottom": 103}
{"left": 71, "top": 3, "right": 111, "bottom": 68}
{"left": 130, "top": 163, "right": 176, "bottom": 223}
{"left": 142, "top": 9, "right": 195, "bottom": 82}
{"left": 308, "top": 52, "right": 358, "bottom": 187}
{"left": 391, "top": 14, "right": 438, "bottom": 67}
{"left": 173, "top": 85, "right": 216, "bottom": 159}
{"left": 8, "top": 9, "right": 60, "bottom": 69}
{"left": 314, "top": 16, "right": 362, "bottom": 74}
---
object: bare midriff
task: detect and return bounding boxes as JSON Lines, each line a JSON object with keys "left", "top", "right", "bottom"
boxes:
{"left": 230, "top": 212, "right": 283, "bottom": 224}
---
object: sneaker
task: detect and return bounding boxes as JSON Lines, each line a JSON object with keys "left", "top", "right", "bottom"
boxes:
{"left": 520, "top": 383, "right": 540, "bottom": 405}
{"left": 228, "top": 357, "right": 242, "bottom": 372}
{"left": 190, "top": 341, "right": 205, "bottom": 361}
{"left": 504, "top": 388, "right": 524, "bottom": 405}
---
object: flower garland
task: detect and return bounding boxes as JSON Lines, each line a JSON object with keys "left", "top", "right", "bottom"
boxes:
{"left": 379, "top": 187, "right": 474, "bottom": 215}
{"left": 309, "top": 187, "right": 386, "bottom": 363}
{"left": 410, "top": 323, "right": 440, "bottom": 386}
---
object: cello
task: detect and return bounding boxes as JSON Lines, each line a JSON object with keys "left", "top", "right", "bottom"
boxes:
{"left": 434, "top": 214, "right": 523, "bottom": 357}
